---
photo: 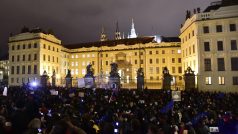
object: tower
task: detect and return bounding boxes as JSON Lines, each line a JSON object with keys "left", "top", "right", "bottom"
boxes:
{"left": 128, "top": 18, "right": 137, "bottom": 38}
{"left": 115, "top": 21, "right": 121, "bottom": 40}
{"left": 100, "top": 26, "right": 108, "bottom": 41}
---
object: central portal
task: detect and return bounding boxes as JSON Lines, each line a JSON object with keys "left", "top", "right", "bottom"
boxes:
{"left": 115, "top": 52, "right": 133, "bottom": 83}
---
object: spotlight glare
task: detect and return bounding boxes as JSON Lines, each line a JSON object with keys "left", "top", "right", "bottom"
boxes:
{"left": 31, "top": 81, "right": 38, "bottom": 87}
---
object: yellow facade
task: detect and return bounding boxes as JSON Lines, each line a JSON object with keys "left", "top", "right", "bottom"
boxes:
{"left": 66, "top": 41, "right": 182, "bottom": 89}
{"left": 180, "top": 3, "right": 238, "bottom": 92}
{"left": 8, "top": 31, "right": 182, "bottom": 89}
{"left": 8, "top": 31, "right": 63, "bottom": 86}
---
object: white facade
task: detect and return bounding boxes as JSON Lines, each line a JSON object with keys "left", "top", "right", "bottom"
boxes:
{"left": 180, "top": 3, "right": 238, "bottom": 92}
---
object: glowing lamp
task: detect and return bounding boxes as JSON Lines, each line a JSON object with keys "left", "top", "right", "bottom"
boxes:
{"left": 31, "top": 81, "right": 38, "bottom": 87}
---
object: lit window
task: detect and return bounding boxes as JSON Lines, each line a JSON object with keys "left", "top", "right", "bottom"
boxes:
{"left": 75, "top": 62, "right": 78, "bottom": 66}
{"left": 87, "top": 54, "right": 90, "bottom": 58}
{"left": 75, "top": 69, "right": 78, "bottom": 75}
{"left": 72, "top": 62, "right": 74, "bottom": 66}
{"left": 218, "top": 76, "right": 225, "bottom": 85}
{"left": 72, "top": 55, "right": 74, "bottom": 59}
{"left": 177, "top": 50, "right": 181, "bottom": 54}
{"left": 92, "top": 54, "right": 95, "bottom": 57}
{"left": 71, "top": 69, "right": 74, "bottom": 75}
{"left": 82, "top": 62, "right": 85, "bottom": 66}
{"left": 82, "top": 54, "right": 85, "bottom": 58}
{"left": 82, "top": 69, "right": 86, "bottom": 75}
{"left": 205, "top": 77, "right": 212, "bottom": 85}
{"left": 75, "top": 55, "right": 78, "bottom": 58}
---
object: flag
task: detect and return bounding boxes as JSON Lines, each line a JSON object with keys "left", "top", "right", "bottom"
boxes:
{"left": 160, "top": 100, "right": 174, "bottom": 113}
{"left": 191, "top": 112, "right": 209, "bottom": 125}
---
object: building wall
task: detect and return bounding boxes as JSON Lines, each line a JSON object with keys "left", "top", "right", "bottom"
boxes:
{"left": 180, "top": 4, "right": 238, "bottom": 92}
{"left": 66, "top": 42, "right": 183, "bottom": 89}
{"left": 8, "top": 32, "right": 62, "bottom": 86}
{"left": 8, "top": 32, "right": 182, "bottom": 89}
{"left": 0, "top": 60, "right": 9, "bottom": 83}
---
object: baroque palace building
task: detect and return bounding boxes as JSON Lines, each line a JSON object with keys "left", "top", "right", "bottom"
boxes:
{"left": 8, "top": 21, "right": 182, "bottom": 89}
{"left": 180, "top": 0, "right": 238, "bottom": 92}
{"left": 7, "top": 0, "right": 238, "bottom": 91}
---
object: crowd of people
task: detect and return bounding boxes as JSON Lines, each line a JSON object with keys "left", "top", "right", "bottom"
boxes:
{"left": 0, "top": 86, "right": 238, "bottom": 134}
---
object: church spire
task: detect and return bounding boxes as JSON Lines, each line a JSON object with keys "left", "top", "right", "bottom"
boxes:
{"left": 128, "top": 18, "right": 137, "bottom": 39}
{"left": 100, "top": 26, "right": 108, "bottom": 41}
{"left": 115, "top": 21, "right": 121, "bottom": 40}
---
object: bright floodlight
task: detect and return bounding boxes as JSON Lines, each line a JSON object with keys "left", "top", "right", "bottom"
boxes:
{"left": 31, "top": 81, "right": 38, "bottom": 87}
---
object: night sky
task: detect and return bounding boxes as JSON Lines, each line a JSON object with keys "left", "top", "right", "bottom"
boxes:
{"left": 0, "top": 0, "right": 214, "bottom": 58}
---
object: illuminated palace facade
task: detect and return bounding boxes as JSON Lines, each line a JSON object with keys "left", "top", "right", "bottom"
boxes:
{"left": 8, "top": 23, "right": 182, "bottom": 89}
{"left": 8, "top": 0, "right": 238, "bottom": 91}
{"left": 180, "top": 0, "right": 238, "bottom": 92}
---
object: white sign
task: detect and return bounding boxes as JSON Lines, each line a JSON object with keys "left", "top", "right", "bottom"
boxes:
{"left": 172, "top": 91, "right": 181, "bottom": 101}
{"left": 50, "top": 90, "right": 58, "bottom": 96}
{"left": 3, "top": 87, "right": 7, "bottom": 96}
{"left": 78, "top": 78, "right": 85, "bottom": 88}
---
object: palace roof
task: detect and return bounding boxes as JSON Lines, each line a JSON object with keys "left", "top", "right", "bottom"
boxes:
{"left": 64, "top": 36, "right": 180, "bottom": 49}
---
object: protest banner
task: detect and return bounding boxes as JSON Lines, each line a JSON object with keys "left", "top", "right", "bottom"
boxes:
{"left": 78, "top": 78, "right": 85, "bottom": 88}
{"left": 172, "top": 91, "right": 181, "bottom": 101}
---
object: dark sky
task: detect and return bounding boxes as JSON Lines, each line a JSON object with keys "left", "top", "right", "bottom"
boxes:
{"left": 0, "top": 0, "right": 214, "bottom": 58}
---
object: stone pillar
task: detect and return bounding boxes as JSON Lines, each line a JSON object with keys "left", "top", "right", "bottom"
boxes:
{"left": 184, "top": 67, "right": 195, "bottom": 90}
{"left": 41, "top": 70, "right": 49, "bottom": 88}
{"left": 137, "top": 68, "right": 144, "bottom": 90}
{"left": 84, "top": 64, "right": 95, "bottom": 88}
{"left": 65, "top": 69, "right": 72, "bottom": 88}
{"left": 52, "top": 70, "right": 56, "bottom": 87}
{"left": 162, "top": 67, "right": 172, "bottom": 90}
{"left": 109, "top": 63, "right": 121, "bottom": 90}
